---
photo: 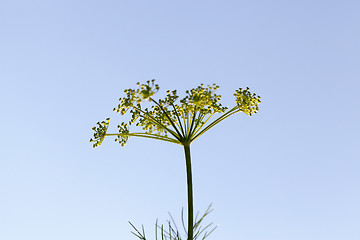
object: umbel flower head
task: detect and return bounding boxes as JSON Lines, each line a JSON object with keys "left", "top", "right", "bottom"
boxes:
{"left": 90, "top": 79, "right": 261, "bottom": 147}
{"left": 90, "top": 118, "right": 110, "bottom": 148}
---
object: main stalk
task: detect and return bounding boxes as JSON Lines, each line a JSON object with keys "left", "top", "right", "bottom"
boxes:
{"left": 183, "top": 144, "right": 193, "bottom": 240}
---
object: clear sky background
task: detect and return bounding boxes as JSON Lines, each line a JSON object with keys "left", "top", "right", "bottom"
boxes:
{"left": 1, "top": 1, "right": 359, "bottom": 240}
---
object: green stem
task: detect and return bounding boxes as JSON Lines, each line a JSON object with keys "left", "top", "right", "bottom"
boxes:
{"left": 132, "top": 106, "right": 181, "bottom": 141}
{"left": 190, "top": 106, "right": 239, "bottom": 143}
{"left": 150, "top": 98, "right": 184, "bottom": 138}
{"left": 183, "top": 144, "right": 193, "bottom": 240}
{"left": 187, "top": 111, "right": 197, "bottom": 141}
{"left": 105, "top": 133, "right": 180, "bottom": 144}
{"left": 171, "top": 103, "right": 186, "bottom": 137}
{"left": 189, "top": 112, "right": 213, "bottom": 139}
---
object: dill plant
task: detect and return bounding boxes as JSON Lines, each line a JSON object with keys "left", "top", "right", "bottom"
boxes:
{"left": 90, "top": 80, "right": 261, "bottom": 240}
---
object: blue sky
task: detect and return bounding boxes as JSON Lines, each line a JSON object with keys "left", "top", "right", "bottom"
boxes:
{"left": 1, "top": 1, "right": 359, "bottom": 240}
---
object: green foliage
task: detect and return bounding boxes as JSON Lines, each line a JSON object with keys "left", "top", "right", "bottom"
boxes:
{"left": 129, "top": 205, "right": 217, "bottom": 240}
{"left": 90, "top": 79, "right": 260, "bottom": 147}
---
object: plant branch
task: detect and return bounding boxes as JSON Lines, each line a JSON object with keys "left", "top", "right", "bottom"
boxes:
{"left": 187, "top": 110, "right": 197, "bottom": 141}
{"left": 106, "top": 133, "right": 181, "bottom": 144}
{"left": 133, "top": 106, "right": 182, "bottom": 141}
{"left": 171, "top": 103, "right": 186, "bottom": 137}
{"left": 190, "top": 106, "right": 239, "bottom": 142}
{"left": 150, "top": 98, "right": 184, "bottom": 139}
{"left": 189, "top": 112, "right": 214, "bottom": 139}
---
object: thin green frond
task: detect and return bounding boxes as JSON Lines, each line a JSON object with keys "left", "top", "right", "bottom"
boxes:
{"left": 129, "top": 221, "right": 147, "bottom": 240}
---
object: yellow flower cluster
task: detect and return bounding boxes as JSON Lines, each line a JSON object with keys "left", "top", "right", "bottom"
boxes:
{"left": 234, "top": 87, "right": 261, "bottom": 116}
{"left": 90, "top": 118, "right": 110, "bottom": 148}
{"left": 91, "top": 80, "right": 260, "bottom": 147}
